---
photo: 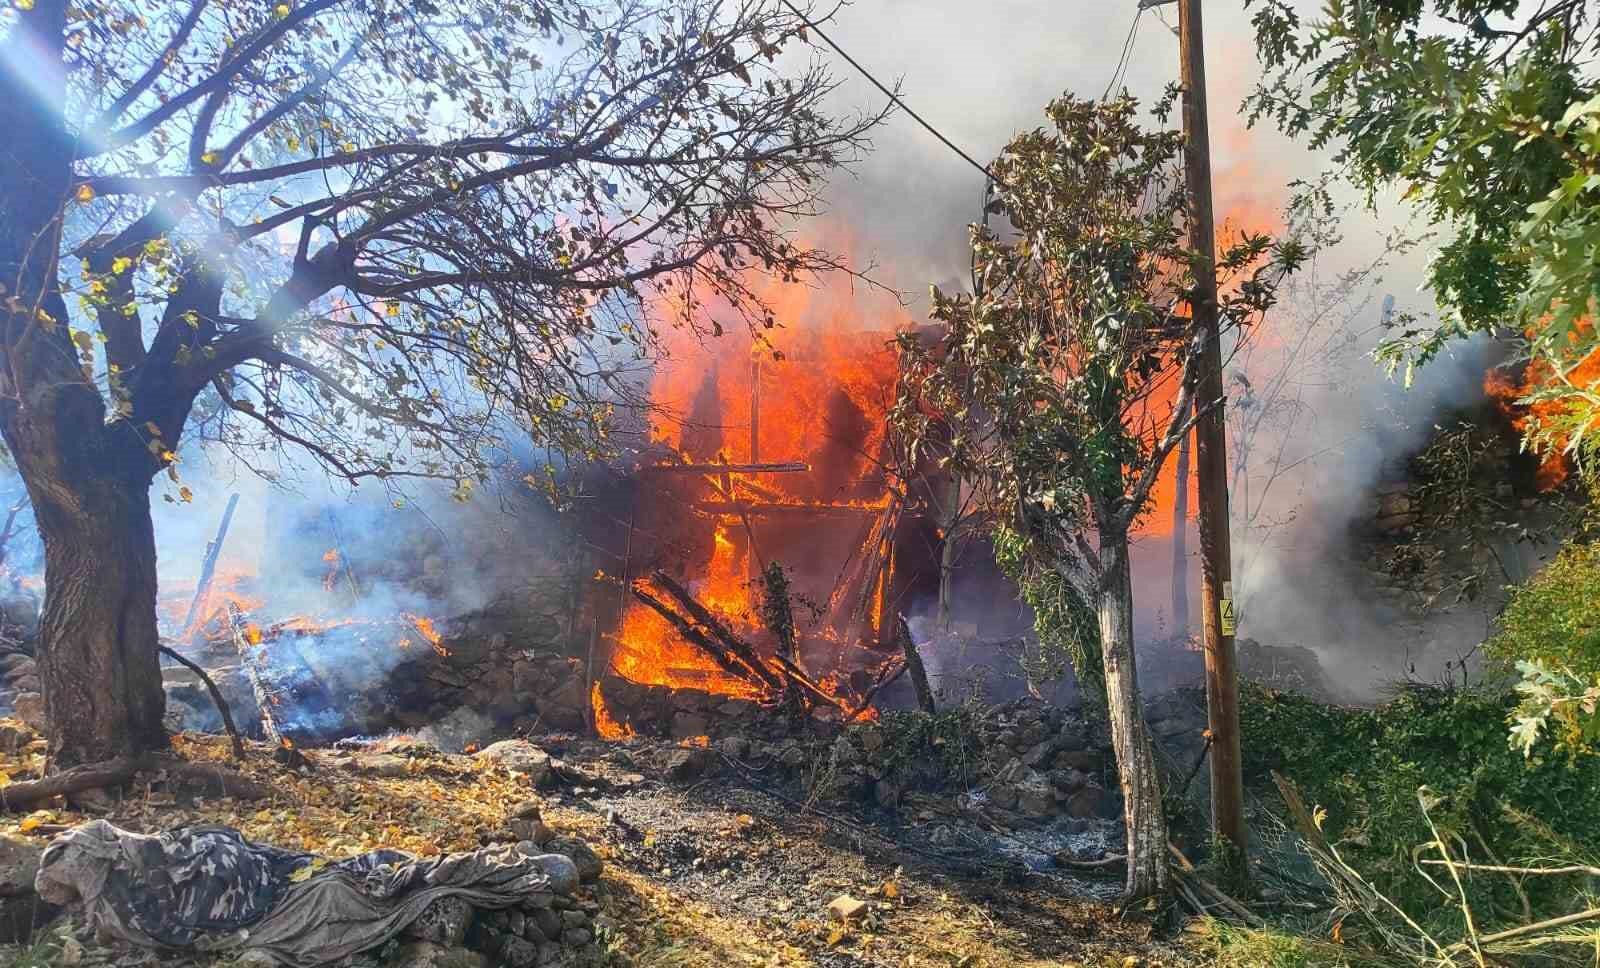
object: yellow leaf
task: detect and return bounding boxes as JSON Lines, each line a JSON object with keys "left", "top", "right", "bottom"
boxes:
{"left": 178, "top": 486, "right": 193, "bottom": 503}
{"left": 0, "top": 772, "right": 9, "bottom": 788}
{"left": 385, "top": 302, "right": 399, "bottom": 317}
{"left": 274, "top": 3, "right": 289, "bottom": 16}
{"left": 200, "top": 151, "right": 218, "bottom": 166}
{"left": 825, "top": 926, "right": 846, "bottom": 946}
{"left": 881, "top": 880, "right": 899, "bottom": 899}
{"left": 14, "top": 0, "right": 34, "bottom": 9}
{"left": 74, "top": 183, "right": 94, "bottom": 204}
{"left": 111, "top": 256, "right": 132, "bottom": 274}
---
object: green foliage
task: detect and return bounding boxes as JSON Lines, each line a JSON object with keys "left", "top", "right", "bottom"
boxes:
{"left": 1488, "top": 541, "right": 1600, "bottom": 757}
{"left": 1246, "top": 0, "right": 1600, "bottom": 466}
{"left": 1190, "top": 918, "right": 1378, "bottom": 968}
{"left": 991, "top": 523, "right": 1102, "bottom": 692}
{"left": 1489, "top": 541, "right": 1600, "bottom": 678}
{"left": 869, "top": 705, "right": 985, "bottom": 789}
{"left": 758, "top": 561, "right": 797, "bottom": 658}
{"left": 892, "top": 93, "right": 1299, "bottom": 656}
{"left": 1241, "top": 683, "right": 1600, "bottom": 924}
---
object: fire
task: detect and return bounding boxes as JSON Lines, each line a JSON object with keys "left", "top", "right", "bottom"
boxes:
{"left": 321, "top": 549, "right": 341, "bottom": 592}
{"left": 592, "top": 681, "right": 635, "bottom": 739}
{"left": 602, "top": 249, "right": 911, "bottom": 709}
{"left": 1485, "top": 326, "right": 1600, "bottom": 491}
{"left": 401, "top": 612, "right": 450, "bottom": 657}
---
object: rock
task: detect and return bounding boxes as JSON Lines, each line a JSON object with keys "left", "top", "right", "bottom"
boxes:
{"left": 662, "top": 746, "right": 712, "bottom": 781}
{"left": 1065, "top": 785, "right": 1116, "bottom": 820}
{"left": 830, "top": 735, "right": 858, "bottom": 768}
{"left": 12, "top": 693, "right": 44, "bottom": 733}
{"left": 544, "top": 836, "right": 602, "bottom": 884}
{"left": 873, "top": 778, "right": 901, "bottom": 809}
{"left": 1022, "top": 738, "right": 1058, "bottom": 768}
{"left": 475, "top": 740, "right": 553, "bottom": 786}
{"left": 1054, "top": 749, "right": 1100, "bottom": 771}
{"left": 0, "top": 657, "right": 34, "bottom": 681}
{"left": 992, "top": 756, "right": 1027, "bottom": 785}
{"left": 0, "top": 720, "right": 34, "bottom": 753}
{"left": 508, "top": 817, "right": 555, "bottom": 845}
{"left": 533, "top": 907, "right": 564, "bottom": 940}
{"left": 716, "top": 736, "right": 750, "bottom": 760}
{"left": 537, "top": 940, "right": 563, "bottom": 966}
{"left": 346, "top": 753, "right": 410, "bottom": 777}
{"left": 827, "top": 894, "right": 869, "bottom": 922}
{"left": 500, "top": 936, "right": 540, "bottom": 968}
{"left": 1015, "top": 775, "right": 1057, "bottom": 818}
{"left": 858, "top": 725, "right": 885, "bottom": 756}
{"left": 561, "top": 910, "right": 589, "bottom": 929}
{"left": 777, "top": 742, "right": 808, "bottom": 769}
{"left": 564, "top": 927, "right": 592, "bottom": 947}
{"left": 391, "top": 942, "right": 486, "bottom": 968}
{"left": 0, "top": 837, "right": 51, "bottom": 944}
{"left": 669, "top": 711, "right": 710, "bottom": 740}
{"left": 403, "top": 896, "right": 473, "bottom": 946}
{"left": 1047, "top": 768, "right": 1089, "bottom": 793}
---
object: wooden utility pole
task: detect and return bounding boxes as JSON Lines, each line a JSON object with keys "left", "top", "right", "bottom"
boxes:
{"left": 1170, "top": 0, "right": 1248, "bottom": 874}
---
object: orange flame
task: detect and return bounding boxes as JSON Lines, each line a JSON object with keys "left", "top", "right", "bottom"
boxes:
{"left": 592, "top": 681, "right": 635, "bottom": 739}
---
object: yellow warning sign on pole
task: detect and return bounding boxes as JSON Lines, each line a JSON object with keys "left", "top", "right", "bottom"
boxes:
{"left": 1219, "top": 580, "right": 1236, "bottom": 637}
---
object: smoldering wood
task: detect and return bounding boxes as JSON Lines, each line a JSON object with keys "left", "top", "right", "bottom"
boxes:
{"left": 159, "top": 645, "right": 245, "bottom": 760}
{"left": 694, "top": 501, "right": 888, "bottom": 517}
{"left": 227, "top": 603, "right": 285, "bottom": 746}
{"left": 896, "top": 614, "right": 936, "bottom": 715}
{"left": 845, "top": 659, "right": 908, "bottom": 721}
{"left": 180, "top": 492, "right": 241, "bottom": 640}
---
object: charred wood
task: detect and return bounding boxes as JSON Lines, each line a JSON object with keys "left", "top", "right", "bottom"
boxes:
{"left": 896, "top": 613, "right": 936, "bottom": 715}
{"left": 180, "top": 493, "right": 240, "bottom": 641}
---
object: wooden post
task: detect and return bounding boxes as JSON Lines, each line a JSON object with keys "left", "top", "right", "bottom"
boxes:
{"left": 1170, "top": 429, "right": 1191, "bottom": 635}
{"left": 1177, "top": 0, "right": 1248, "bottom": 877}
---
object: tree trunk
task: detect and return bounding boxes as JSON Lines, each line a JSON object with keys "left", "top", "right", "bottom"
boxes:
{"left": 31, "top": 463, "right": 168, "bottom": 766}
{"left": 1096, "top": 529, "right": 1170, "bottom": 899}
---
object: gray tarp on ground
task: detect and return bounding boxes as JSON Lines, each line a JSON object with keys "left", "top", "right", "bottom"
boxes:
{"left": 34, "top": 820, "right": 579, "bottom": 965}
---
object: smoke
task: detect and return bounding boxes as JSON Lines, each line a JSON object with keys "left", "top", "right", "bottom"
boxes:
{"left": 805, "top": 2, "right": 1510, "bottom": 697}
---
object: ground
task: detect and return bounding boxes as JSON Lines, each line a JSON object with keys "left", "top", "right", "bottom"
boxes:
{"left": 0, "top": 731, "right": 1200, "bottom": 967}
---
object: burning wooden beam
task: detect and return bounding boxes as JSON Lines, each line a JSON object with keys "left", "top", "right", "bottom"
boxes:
{"left": 642, "top": 462, "right": 808, "bottom": 474}
{"left": 693, "top": 501, "right": 889, "bottom": 517}
{"left": 180, "top": 493, "right": 240, "bottom": 641}
{"left": 897, "top": 613, "right": 936, "bottom": 715}
{"left": 648, "top": 571, "right": 786, "bottom": 693}
{"left": 226, "top": 603, "right": 285, "bottom": 745}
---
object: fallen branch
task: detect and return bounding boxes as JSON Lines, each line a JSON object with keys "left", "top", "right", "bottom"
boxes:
{"left": 159, "top": 645, "right": 245, "bottom": 761}
{"left": 845, "top": 659, "right": 908, "bottom": 721}
{"left": 0, "top": 759, "right": 140, "bottom": 811}
{"left": 0, "top": 755, "right": 274, "bottom": 811}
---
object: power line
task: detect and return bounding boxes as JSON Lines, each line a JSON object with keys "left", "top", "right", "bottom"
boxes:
{"left": 777, "top": 0, "right": 1002, "bottom": 188}
{"left": 1103, "top": 9, "right": 1144, "bottom": 101}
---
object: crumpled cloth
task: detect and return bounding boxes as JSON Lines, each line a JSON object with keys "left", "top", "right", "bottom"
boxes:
{"left": 35, "top": 820, "right": 578, "bottom": 965}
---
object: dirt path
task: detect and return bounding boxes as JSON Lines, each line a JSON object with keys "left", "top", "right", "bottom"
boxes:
{"left": 543, "top": 742, "right": 1200, "bottom": 967}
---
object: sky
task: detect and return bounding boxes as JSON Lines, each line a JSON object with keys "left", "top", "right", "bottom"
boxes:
{"left": 801, "top": 0, "right": 1432, "bottom": 313}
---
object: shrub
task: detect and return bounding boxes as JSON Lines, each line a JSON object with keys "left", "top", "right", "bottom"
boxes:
{"left": 1486, "top": 541, "right": 1600, "bottom": 678}
{"left": 1241, "top": 683, "right": 1600, "bottom": 928}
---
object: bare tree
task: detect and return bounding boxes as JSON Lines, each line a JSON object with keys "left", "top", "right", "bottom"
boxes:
{"left": 0, "top": 0, "right": 883, "bottom": 766}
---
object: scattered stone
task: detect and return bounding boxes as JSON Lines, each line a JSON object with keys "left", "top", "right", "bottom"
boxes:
{"left": 827, "top": 894, "right": 869, "bottom": 922}
{"left": 662, "top": 746, "right": 712, "bottom": 781}
{"left": 0, "top": 720, "right": 30, "bottom": 754}
{"left": 1022, "top": 738, "right": 1057, "bottom": 769}
{"left": 499, "top": 936, "right": 540, "bottom": 968}
{"left": 402, "top": 896, "right": 474, "bottom": 947}
{"left": 873, "top": 778, "right": 901, "bottom": 809}
{"left": 716, "top": 736, "right": 750, "bottom": 761}
{"left": 560, "top": 909, "right": 589, "bottom": 929}
{"left": 0, "top": 836, "right": 50, "bottom": 944}
{"left": 346, "top": 753, "right": 410, "bottom": 778}
{"left": 829, "top": 735, "right": 858, "bottom": 768}
{"left": 532, "top": 906, "right": 563, "bottom": 940}
{"left": 1015, "top": 775, "right": 1056, "bottom": 818}
{"left": 391, "top": 942, "right": 486, "bottom": 968}
{"left": 537, "top": 940, "right": 563, "bottom": 966}
{"left": 12, "top": 693, "right": 44, "bottom": 733}
{"left": 564, "top": 927, "right": 592, "bottom": 947}
{"left": 474, "top": 740, "right": 553, "bottom": 786}
{"left": 669, "top": 711, "right": 710, "bottom": 739}
{"left": 544, "top": 836, "right": 602, "bottom": 884}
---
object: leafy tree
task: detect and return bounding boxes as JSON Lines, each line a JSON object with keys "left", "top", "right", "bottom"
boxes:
{"left": 1245, "top": 0, "right": 1600, "bottom": 465}
{"left": 0, "top": 0, "right": 881, "bottom": 766}
{"left": 892, "top": 94, "right": 1299, "bottom": 898}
